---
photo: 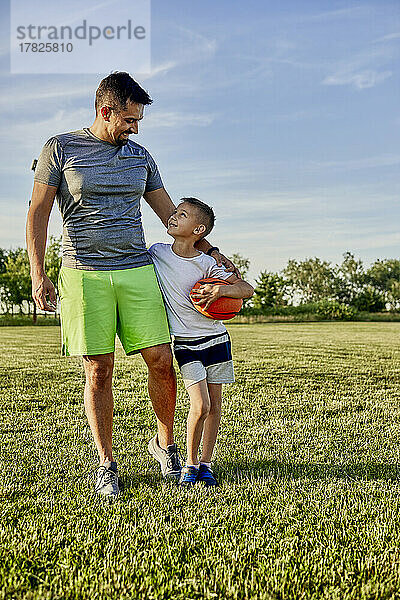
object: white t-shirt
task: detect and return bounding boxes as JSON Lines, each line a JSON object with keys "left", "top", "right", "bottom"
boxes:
{"left": 149, "top": 243, "right": 232, "bottom": 338}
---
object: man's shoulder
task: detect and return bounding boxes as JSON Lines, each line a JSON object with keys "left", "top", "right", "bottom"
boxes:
{"left": 126, "top": 140, "right": 148, "bottom": 157}
{"left": 50, "top": 129, "right": 88, "bottom": 149}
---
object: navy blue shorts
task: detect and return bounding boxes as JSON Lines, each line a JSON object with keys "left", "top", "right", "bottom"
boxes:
{"left": 173, "top": 332, "right": 234, "bottom": 388}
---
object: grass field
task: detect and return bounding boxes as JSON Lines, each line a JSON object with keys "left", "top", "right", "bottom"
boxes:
{"left": 2, "top": 323, "right": 400, "bottom": 599}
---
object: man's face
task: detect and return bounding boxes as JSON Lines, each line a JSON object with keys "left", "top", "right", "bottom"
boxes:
{"left": 102, "top": 101, "right": 144, "bottom": 145}
{"left": 167, "top": 202, "right": 205, "bottom": 238}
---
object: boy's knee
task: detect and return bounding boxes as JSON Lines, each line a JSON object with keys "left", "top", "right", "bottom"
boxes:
{"left": 192, "top": 397, "right": 210, "bottom": 418}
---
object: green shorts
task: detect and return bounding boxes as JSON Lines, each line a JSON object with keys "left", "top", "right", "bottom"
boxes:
{"left": 58, "top": 264, "right": 171, "bottom": 356}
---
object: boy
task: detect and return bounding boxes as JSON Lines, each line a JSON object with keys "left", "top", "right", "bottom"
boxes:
{"left": 149, "top": 197, "right": 254, "bottom": 487}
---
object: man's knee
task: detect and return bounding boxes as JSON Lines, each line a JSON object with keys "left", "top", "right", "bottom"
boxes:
{"left": 143, "top": 344, "right": 174, "bottom": 376}
{"left": 83, "top": 354, "right": 114, "bottom": 387}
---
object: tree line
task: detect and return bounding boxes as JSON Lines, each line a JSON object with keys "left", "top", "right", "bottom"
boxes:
{"left": 227, "top": 252, "right": 400, "bottom": 319}
{"left": 1, "top": 242, "right": 399, "bottom": 321}
{"left": 0, "top": 237, "right": 61, "bottom": 321}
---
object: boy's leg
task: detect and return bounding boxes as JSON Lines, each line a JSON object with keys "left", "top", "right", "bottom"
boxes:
{"left": 200, "top": 383, "right": 222, "bottom": 463}
{"left": 186, "top": 379, "right": 211, "bottom": 465}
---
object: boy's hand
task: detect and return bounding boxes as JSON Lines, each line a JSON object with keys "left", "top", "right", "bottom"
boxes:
{"left": 190, "top": 284, "right": 223, "bottom": 311}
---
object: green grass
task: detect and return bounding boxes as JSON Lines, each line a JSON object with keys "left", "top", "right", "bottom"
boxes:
{"left": 2, "top": 323, "right": 400, "bottom": 599}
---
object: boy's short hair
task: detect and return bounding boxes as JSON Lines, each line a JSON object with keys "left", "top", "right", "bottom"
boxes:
{"left": 95, "top": 72, "right": 152, "bottom": 115}
{"left": 180, "top": 197, "right": 215, "bottom": 238}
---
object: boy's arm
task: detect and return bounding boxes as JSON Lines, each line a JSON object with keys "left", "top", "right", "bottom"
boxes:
{"left": 190, "top": 274, "right": 254, "bottom": 311}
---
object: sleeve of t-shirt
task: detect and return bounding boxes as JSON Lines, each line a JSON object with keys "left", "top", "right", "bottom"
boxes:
{"left": 148, "top": 243, "right": 157, "bottom": 257}
{"left": 144, "top": 150, "right": 163, "bottom": 193}
{"left": 33, "top": 137, "right": 64, "bottom": 188}
{"left": 148, "top": 243, "right": 165, "bottom": 262}
{"left": 207, "top": 258, "right": 234, "bottom": 281}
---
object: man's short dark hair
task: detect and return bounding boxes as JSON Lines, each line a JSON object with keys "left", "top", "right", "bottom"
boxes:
{"left": 95, "top": 72, "right": 152, "bottom": 114}
{"left": 180, "top": 197, "right": 215, "bottom": 237}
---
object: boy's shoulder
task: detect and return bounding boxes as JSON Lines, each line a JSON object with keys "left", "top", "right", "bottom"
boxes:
{"left": 149, "top": 242, "right": 170, "bottom": 255}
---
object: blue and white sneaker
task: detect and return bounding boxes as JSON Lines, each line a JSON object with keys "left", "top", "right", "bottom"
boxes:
{"left": 197, "top": 464, "right": 218, "bottom": 487}
{"left": 179, "top": 465, "right": 199, "bottom": 488}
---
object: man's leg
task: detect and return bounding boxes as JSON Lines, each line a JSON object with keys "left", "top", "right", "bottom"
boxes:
{"left": 142, "top": 343, "right": 181, "bottom": 481}
{"left": 82, "top": 352, "right": 115, "bottom": 464}
{"left": 140, "top": 343, "right": 176, "bottom": 449}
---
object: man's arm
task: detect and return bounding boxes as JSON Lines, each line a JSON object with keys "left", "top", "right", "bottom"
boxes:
{"left": 143, "top": 187, "right": 176, "bottom": 227}
{"left": 143, "top": 187, "right": 240, "bottom": 275}
{"left": 26, "top": 181, "right": 58, "bottom": 311}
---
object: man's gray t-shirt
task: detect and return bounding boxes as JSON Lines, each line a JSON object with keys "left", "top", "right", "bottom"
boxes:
{"left": 34, "top": 128, "right": 163, "bottom": 270}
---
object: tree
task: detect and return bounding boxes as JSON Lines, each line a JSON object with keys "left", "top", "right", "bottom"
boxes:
{"left": 334, "top": 252, "right": 366, "bottom": 304}
{"left": 0, "top": 248, "right": 7, "bottom": 274}
{"left": 283, "top": 257, "right": 335, "bottom": 304}
{"left": 351, "top": 285, "right": 386, "bottom": 312}
{"left": 367, "top": 259, "right": 400, "bottom": 290}
{"left": 45, "top": 236, "right": 62, "bottom": 292}
{"left": 253, "top": 271, "right": 287, "bottom": 310}
{"left": 0, "top": 237, "right": 62, "bottom": 321}
{"left": 0, "top": 249, "right": 32, "bottom": 314}
{"left": 387, "top": 280, "right": 400, "bottom": 311}
{"left": 367, "top": 259, "right": 400, "bottom": 311}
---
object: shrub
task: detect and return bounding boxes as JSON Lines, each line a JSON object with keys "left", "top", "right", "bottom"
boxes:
{"left": 315, "top": 299, "right": 357, "bottom": 321}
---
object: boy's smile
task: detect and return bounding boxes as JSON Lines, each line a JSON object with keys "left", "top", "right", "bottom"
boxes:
{"left": 167, "top": 202, "right": 204, "bottom": 238}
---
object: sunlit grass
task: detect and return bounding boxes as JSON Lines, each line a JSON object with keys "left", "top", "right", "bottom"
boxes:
{"left": 1, "top": 323, "right": 400, "bottom": 599}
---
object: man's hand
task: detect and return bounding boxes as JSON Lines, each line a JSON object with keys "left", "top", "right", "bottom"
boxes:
{"left": 32, "top": 273, "right": 57, "bottom": 312}
{"left": 210, "top": 250, "right": 241, "bottom": 277}
{"left": 190, "top": 284, "right": 224, "bottom": 312}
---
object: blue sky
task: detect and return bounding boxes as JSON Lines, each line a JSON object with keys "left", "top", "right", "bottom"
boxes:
{"left": 0, "top": 0, "right": 399, "bottom": 282}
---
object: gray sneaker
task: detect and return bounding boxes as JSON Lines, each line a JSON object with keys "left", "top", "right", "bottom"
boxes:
{"left": 148, "top": 435, "right": 181, "bottom": 481}
{"left": 94, "top": 461, "right": 119, "bottom": 501}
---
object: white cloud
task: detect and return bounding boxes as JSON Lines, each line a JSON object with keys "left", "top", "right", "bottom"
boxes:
{"left": 374, "top": 32, "right": 400, "bottom": 43}
{"left": 0, "top": 108, "right": 93, "bottom": 152}
{"left": 321, "top": 42, "right": 396, "bottom": 90}
{"left": 143, "top": 61, "right": 177, "bottom": 79}
{"left": 0, "top": 82, "right": 95, "bottom": 108}
{"left": 323, "top": 69, "right": 392, "bottom": 89}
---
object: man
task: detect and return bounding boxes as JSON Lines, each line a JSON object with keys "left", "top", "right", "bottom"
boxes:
{"left": 26, "top": 72, "right": 236, "bottom": 501}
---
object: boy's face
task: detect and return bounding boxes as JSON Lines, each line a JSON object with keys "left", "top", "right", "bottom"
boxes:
{"left": 167, "top": 202, "right": 206, "bottom": 239}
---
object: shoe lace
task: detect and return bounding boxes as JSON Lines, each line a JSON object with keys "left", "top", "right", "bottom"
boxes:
{"left": 97, "top": 466, "right": 118, "bottom": 486}
{"left": 166, "top": 445, "right": 183, "bottom": 471}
